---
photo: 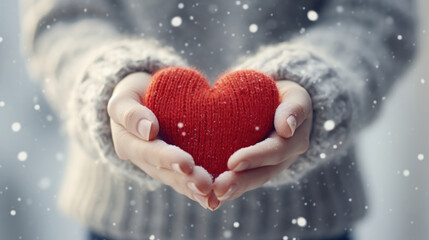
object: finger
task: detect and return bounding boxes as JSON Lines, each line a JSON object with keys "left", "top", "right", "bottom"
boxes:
{"left": 228, "top": 121, "right": 311, "bottom": 172}
{"left": 207, "top": 191, "right": 221, "bottom": 211}
{"left": 111, "top": 120, "right": 194, "bottom": 174}
{"left": 227, "top": 132, "right": 287, "bottom": 171}
{"left": 275, "top": 81, "right": 312, "bottom": 138}
{"left": 152, "top": 166, "right": 214, "bottom": 209}
{"left": 214, "top": 163, "right": 288, "bottom": 201}
{"left": 107, "top": 72, "right": 159, "bottom": 141}
{"left": 132, "top": 158, "right": 213, "bottom": 209}
{"left": 146, "top": 165, "right": 213, "bottom": 197}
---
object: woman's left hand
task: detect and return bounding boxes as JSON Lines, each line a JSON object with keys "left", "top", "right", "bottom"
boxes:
{"left": 212, "top": 80, "right": 313, "bottom": 209}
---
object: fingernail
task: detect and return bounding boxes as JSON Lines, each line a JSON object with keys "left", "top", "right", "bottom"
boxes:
{"left": 193, "top": 193, "right": 208, "bottom": 209}
{"left": 208, "top": 195, "right": 221, "bottom": 211}
{"left": 208, "top": 200, "right": 220, "bottom": 211}
{"left": 187, "top": 182, "right": 205, "bottom": 195}
{"left": 287, "top": 115, "right": 297, "bottom": 136}
{"left": 171, "top": 163, "right": 186, "bottom": 175}
{"left": 218, "top": 185, "right": 237, "bottom": 201}
{"left": 233, "top": 161, "right": 249, "bottom": 172}
{"left": 138, "top": 119, "right": 152, "bottom": 140}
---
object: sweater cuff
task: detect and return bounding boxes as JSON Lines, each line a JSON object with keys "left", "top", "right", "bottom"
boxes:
{"left": 67, "top": 39, "right": 188, "bottom": 189}
{"left": 232, "top": 42, "right": 354, "bottom": 185}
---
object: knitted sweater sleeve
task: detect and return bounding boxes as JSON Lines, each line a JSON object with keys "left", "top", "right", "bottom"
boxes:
{"left": 20, "top": 0, "right": 186, "bottom": 188}
{"left": 233, "top": 0, "right": 417, "bottom": 185}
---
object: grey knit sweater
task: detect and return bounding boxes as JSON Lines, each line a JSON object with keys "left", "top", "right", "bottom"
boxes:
{"left": 20, "top": 0, "right": 417, "bottom": 239}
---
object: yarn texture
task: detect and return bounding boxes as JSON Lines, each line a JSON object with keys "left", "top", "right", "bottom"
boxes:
{"left": 21, "top": 0, "right": 417, "bottom": 239}
{"left": 144, "top": 67, "right": 279, "bottom": 177}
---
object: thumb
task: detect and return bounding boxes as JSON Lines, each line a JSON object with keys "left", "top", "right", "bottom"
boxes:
{"left": 274, "top": 81, "right": 312, "bottom": 138}
{"left": 107, "top": 72, "right": 159, "bottom": 141}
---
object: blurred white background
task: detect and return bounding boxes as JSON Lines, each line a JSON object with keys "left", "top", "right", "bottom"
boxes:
{"left": 0, "top": 1, "right": 428, "bottom": 239}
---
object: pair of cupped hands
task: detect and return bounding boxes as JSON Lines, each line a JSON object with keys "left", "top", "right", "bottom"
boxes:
{"left": 107, "top": 71, "right": 313, "bottom": 211}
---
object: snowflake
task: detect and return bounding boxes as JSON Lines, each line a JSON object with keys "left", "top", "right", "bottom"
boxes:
{"left": 171, "top": 16, "right": 183, "bottom": 27}
{"left": 307, "top": 10, "right": 319, "bottom": 21}
{"left": 249, "top": 24, "right": 258, "bottom": 33}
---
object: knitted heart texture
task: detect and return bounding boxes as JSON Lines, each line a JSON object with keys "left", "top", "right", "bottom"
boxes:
{"left": 144, "top": 67, "right": 280, "bottom": 178}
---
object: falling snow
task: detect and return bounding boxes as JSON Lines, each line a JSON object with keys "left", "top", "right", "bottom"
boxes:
{"left": 38, "top": 177, "right": 51, "bottom": 190}
{"left": 249, "top": 24, "right": 258, "bottom": 33}
{"left": 56, "top": 152, "right": 64, "bottom": 161}
{"left": 17, "top": 151, "right": 28, "bottom": 162}
{"left": 11, "top": 122, "right": 21, "bottom": 132}
{"left": 336, "top": 6, "right": 344, "bottom": 13}
{"left": 324, "top": 120, "right": 335, "bottom": 131}
{"left": 171, "top": 16, "right": 183, "bottom": 27}
{"left": 307, "top": 10, "right": 319, "bottom": 21}
{"left": 223, "top": 230, "right": 232, "bottom": 238}
{"left": 0, "top": 1, "right": 428, "bottom": 239}
{"left": 297, "top": 217, "right": 307, "bottom": 227}
{"left": 403, "top": 169, "right": 410, "bottom": 177}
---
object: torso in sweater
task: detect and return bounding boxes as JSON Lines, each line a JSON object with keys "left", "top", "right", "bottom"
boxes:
{"left": 123, "top": 0, "right": 319, "bottom": 79}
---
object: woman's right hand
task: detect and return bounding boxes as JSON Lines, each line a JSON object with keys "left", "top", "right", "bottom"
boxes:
{"left": 107, "top": 72, "right": 219, "bottom": 210}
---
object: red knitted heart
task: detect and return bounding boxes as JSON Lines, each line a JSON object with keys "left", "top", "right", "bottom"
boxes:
{"left": 144, "top": 67, "right": 279, "bottom": 178}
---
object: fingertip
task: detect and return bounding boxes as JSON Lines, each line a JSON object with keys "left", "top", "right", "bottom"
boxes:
{"left": 208, "top": 191, "right": 221, "bottom": 211}
{"left": 275, "top": 102, "right": 302, "bottom": 138}
{"left": 227, "top": 146, "right": 250, "bottom": 170}
{"left": 213, "top": 171, "right": 234, "bottom": 196}
{"left": 179, "top": 160, "right": 194, "bottom": 175}
{"left": 137, "top": 119, "right": 152, "bottom": 141}
{"left": 147, "top": 119, "right": 159, "bottom": 140}
{"left": 169, "top": 147, "right": 195, "bottom": 175}
{"left": 140, "top": 107, "right": 159, "bottom": 140}
{"left": 191, "top": 166, "right": 213, "bottom": 194}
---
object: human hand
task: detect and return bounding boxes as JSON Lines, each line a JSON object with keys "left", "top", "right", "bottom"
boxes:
{"left": 213, "top": 80, "right": 313, "bottom": 208}
{"left": 107, "top": 72, "right": 219, "bottom": 210}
